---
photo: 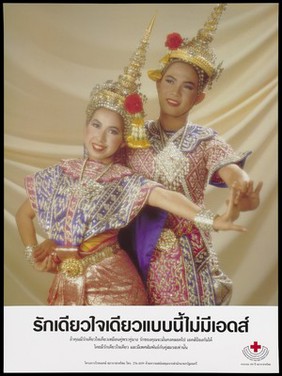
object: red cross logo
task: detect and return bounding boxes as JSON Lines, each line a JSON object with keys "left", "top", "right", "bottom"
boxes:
{"left": 250, "top": 341, "right": 261, "bottom": 352}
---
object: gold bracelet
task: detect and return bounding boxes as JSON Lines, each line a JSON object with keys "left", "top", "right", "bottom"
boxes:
{"left": 194, "top": 209, "right": 217, "bottom": 232}
{"left": 24, "top": 244, "right": 37, "bottom": 265}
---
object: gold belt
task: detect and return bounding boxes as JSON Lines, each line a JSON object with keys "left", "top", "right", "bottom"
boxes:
{"left": 58, "top": 245, "right": 117, "bottom": 278}
{"left": 155, "top": 228, "right": 178, "bottom": 252}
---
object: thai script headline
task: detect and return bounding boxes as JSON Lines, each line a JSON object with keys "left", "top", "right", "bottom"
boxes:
{"left": 33, "top": 312, "right": 250, "bottom": 333}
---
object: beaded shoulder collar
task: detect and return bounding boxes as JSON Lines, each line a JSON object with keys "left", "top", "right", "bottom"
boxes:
{"left": 60, "top": 159, "right": 133, "bottom": 182}
{"left": 146, "top": 120, "right": 217, "bottom": 152}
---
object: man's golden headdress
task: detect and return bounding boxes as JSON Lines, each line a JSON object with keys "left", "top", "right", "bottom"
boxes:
{"left": 86, "top": 16, "right": 155, "bottom": 148}
{"left": 148, "top": 4, "right": 227, "bottom": 91}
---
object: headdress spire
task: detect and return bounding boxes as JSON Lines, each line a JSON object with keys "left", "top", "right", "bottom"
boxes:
{"left": 86, "top": 16, "right": 156, "bottom": 148}
{"left": 118, "top": 15, "right": 156, "bottom": 95}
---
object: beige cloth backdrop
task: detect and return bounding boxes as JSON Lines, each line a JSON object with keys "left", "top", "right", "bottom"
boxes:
{"left": 4, "top": 3, "right": 278, "bottom": 306}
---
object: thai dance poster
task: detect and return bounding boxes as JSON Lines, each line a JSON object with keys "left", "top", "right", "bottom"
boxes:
{"left": 4, "top": 3, "right": 278, "bottom": 373}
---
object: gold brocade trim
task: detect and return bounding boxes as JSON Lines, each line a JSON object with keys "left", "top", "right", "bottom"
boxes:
{"left": 58, "top": 245, "right": 118, "bottom": 278}
{"left": 156, "top": 229, "right": 178, "bottom": 252}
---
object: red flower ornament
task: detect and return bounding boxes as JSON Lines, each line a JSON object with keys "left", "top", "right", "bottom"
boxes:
{"left": 165, "top": 33, "right": 183, "bottom": 50}
{"left": 124, "top": 93, "right": 143, "bottom": 114}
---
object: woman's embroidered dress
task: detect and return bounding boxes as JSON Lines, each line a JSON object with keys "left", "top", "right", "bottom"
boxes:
{"left": 25, "top": 158, "right": 160, "bottom": 305}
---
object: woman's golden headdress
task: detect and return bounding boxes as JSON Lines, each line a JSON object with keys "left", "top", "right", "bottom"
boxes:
{"left": 148, "top": 4, "right": 227, "bottom": 91}
{"left": 86, "top": 16, "right": 155, "bottom": 148}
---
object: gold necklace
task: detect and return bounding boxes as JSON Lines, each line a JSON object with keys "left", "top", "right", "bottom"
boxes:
{"left": 70, "top": 159, "right": 113, "bottom": 198}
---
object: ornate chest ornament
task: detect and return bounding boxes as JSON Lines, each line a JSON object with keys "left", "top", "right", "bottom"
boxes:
{"left": 154, "top": 125, "right": 188, "bottom": 190}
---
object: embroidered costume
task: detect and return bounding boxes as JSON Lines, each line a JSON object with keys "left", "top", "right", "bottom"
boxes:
{"left": 25, "top": 158, "right": 161, "bottom": 305}
{"left": 124, "top": 120, "right": 251, "bottom": 305}
{"left": 119, "top": 4, "right": 252, "bottom": 305}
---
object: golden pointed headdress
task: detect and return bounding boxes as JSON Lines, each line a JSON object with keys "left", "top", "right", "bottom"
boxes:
{"left": 86, "top": 16, "right": 156, "bottom": 148}
{"left": 148, "top": 4, "right": 227, "bottom": 91}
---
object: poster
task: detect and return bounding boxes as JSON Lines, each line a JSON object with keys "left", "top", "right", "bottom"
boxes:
{"left": 4, "top": 3, "right": 278, "bottom": 374}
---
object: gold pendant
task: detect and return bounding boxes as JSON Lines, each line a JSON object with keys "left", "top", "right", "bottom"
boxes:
{"left": 66, "top": 180, "right": 103, "bottom": 198}
{"left": 76, "top": 180, "right": 103, "bottom": 197}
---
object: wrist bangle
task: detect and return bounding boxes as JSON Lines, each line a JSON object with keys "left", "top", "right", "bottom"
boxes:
{"left": 194, "top": 209, "right": 217, "bottom": 232}
{"left": 24, "top": 244, "right": 37, "bottom": 265}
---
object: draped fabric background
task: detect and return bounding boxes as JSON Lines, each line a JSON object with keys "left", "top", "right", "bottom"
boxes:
{"left": 4, "top": 3, "right": 278, "bottom": 306}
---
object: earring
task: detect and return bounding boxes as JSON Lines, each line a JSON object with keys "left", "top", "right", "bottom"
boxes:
{"left": 83, "top": 145, "right": 89, "bottom": 159}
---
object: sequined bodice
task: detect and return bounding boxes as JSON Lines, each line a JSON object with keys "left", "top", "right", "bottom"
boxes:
{"left": 25, "top": 159, "right": 159, "bottom": 246}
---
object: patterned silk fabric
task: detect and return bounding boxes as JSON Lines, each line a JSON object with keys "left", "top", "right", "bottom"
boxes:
{"left": 48, "top": 248, "right": 148, "bottom": 305}
{"left": 126, "top": 121, "right": 251, "bottom": 305}
{"left": 25, "top": 159, "right": 159, "bottom": 305}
